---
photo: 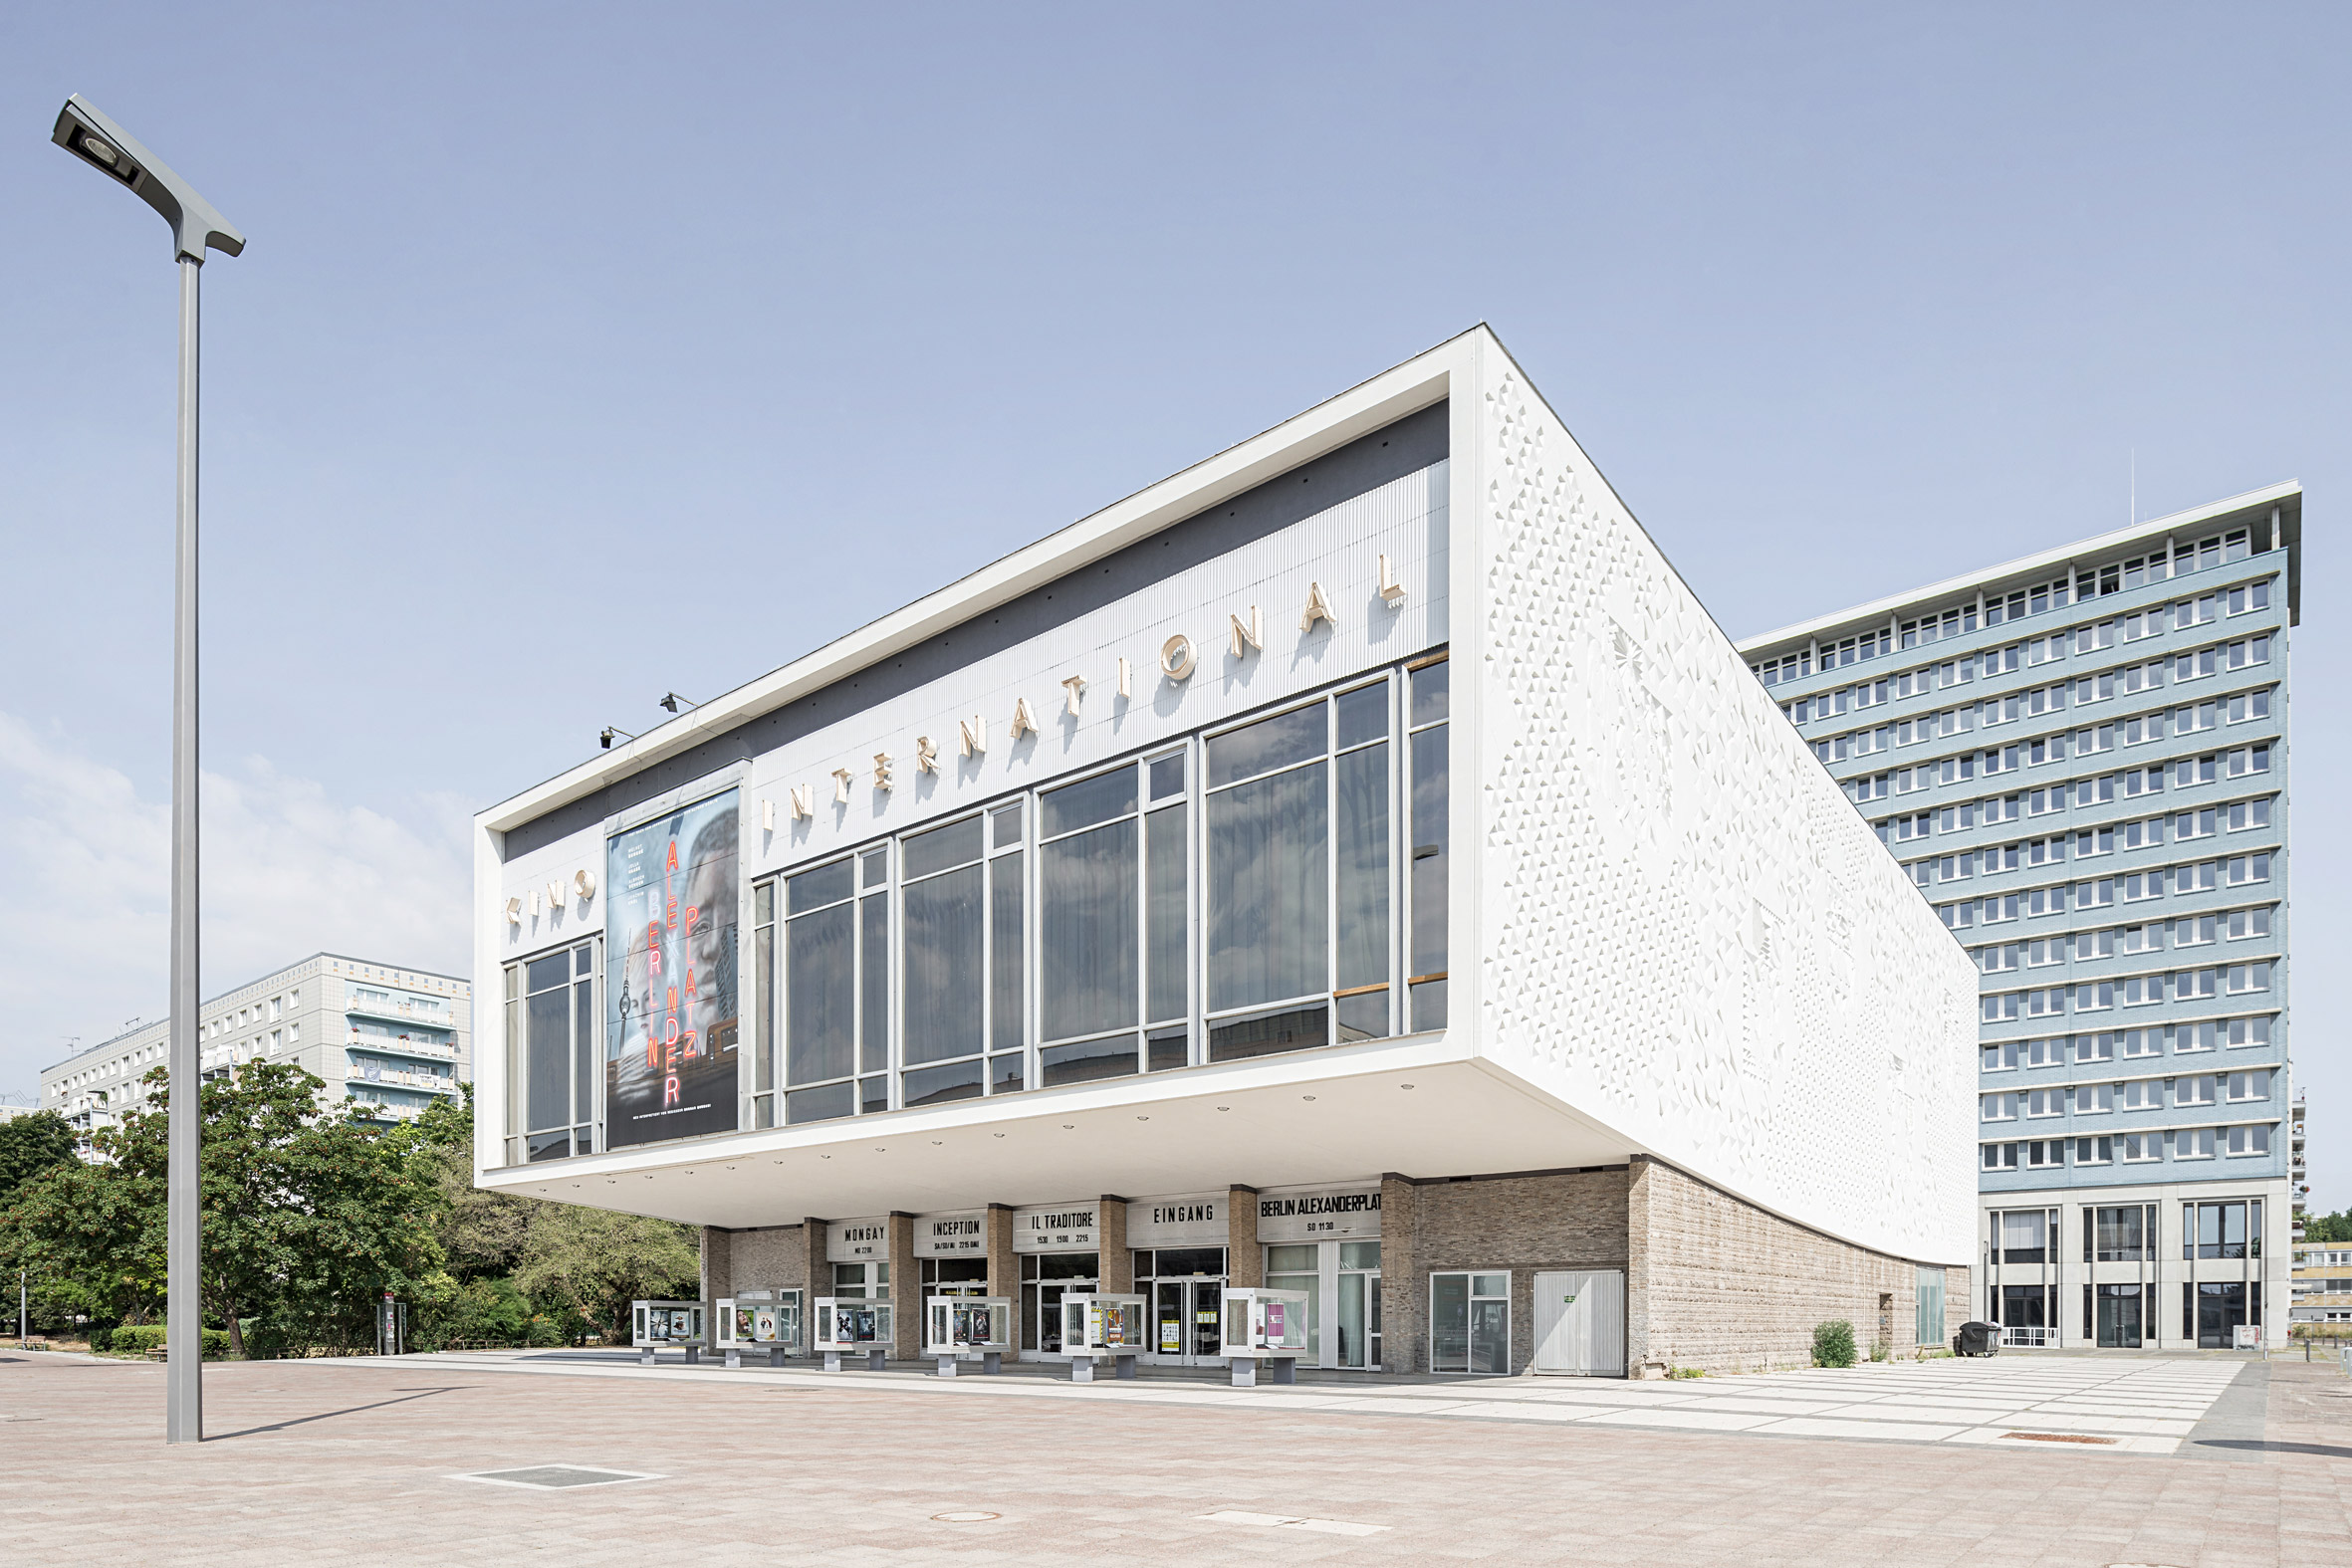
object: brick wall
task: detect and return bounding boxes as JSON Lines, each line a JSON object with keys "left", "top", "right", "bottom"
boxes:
{"left": 1392, "top": 1169, "right": 1632, "bottom": 1374}
{"left": 1628, "top": 1156, "right": 1962, "bottom": 1375}
{"left": 721, "top": 1226, "right": 812, "bottom": 1296}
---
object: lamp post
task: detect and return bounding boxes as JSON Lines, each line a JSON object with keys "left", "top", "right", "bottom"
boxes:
{"left": 50, "top": 95, "right": 245, "bottom": 1446}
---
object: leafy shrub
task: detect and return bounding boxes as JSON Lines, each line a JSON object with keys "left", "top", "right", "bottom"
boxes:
{"left": 1666, "top": 1365, "right": 1708, "bottom": 1379}
{"left": 87, "top": 1326, "right": 112, "bottom": 1353}
{"left": 1811, "top": 1320, "right": 1857, "bottom": 1369}
{"left": 105, "top": 1324, "right": 232, "bottom": 1359}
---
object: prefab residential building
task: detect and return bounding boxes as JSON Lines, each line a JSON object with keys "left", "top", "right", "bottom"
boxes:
{"left": 1739, "top": 489, "right": 2297, "bottom": 1348}
{"left": 473, "top": 327, "right": 1977, "bottom": 1376}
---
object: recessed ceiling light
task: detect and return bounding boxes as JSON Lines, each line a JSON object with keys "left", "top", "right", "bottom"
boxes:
{"left": 1061, "top": 1124, "right": 1074, "bottom": 1130}
{"left": 1400, "top": 1082, "right": 1414, "bottom": 1089}
{"left": 1301, "top": 1095, "right": 1317, "bottom": 1102}
{"left": 1136, "top": 1115, "right": 1149, "bottom": 1121}
{"left": 821, "top": 1154, "right": 831, "bottom": 1160}
{"left": 992, "top": 1132, "right": 1006, "bottom": 1138}
{"left": 1216, "top": 1106, "right": 1230, "bottom": 1112}
{"left": 930, "top": 1140, "right": 943, "bottom": 1146}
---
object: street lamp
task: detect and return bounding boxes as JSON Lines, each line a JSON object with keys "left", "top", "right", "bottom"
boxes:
{"left": 51, "top": 94, "right": 245, "bottom": 1448}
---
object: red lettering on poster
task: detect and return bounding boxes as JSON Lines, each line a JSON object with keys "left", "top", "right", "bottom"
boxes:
{"left": 664, "top": 1073, "right": 680, "bottom": 1106}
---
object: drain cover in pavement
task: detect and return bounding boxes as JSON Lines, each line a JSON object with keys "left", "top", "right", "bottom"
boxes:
{"left": 458, "top": 1465, "right": 659, "bottom": 1489}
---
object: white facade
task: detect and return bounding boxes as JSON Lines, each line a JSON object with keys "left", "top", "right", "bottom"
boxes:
{"left": 42, "top": 953, "right": 471, "bottom": 1148}
{"left": 474, "top": 328, "right": 1975, "bottom": 1268}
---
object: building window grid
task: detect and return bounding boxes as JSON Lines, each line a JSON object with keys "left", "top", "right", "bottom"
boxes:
{"left": 754, "top": 652, "right": 1446, "bottom": 1129}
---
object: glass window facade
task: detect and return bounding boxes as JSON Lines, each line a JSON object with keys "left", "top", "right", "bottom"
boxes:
{"left": 750, "top": 652, "right": 1448, "bottom": 1125}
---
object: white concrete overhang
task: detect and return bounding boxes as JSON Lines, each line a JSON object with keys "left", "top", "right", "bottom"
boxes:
{"left": 476, "top": 331, "right": 1480, "bottom": 837}
{"left": 1737, "top": 479, "right": 2303, "bottom": 657}
{"left": 476, "top": 1030, "right": 1641, "bottom": 1229}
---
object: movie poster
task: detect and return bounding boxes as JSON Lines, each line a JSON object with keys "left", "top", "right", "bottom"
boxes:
{"left": 606, "top": 789, "right": 741, "bottom": 1148}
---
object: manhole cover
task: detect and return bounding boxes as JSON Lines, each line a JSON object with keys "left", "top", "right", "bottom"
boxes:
{"left": 932, "top": 1510, "right": 1001, "bottom": 1522}
{"left": 457, "top": 1465, "right": 660, "bottom": 1489}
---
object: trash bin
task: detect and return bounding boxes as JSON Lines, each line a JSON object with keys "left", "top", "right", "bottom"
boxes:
{"left": 1956, "top": 1321, "right": 1999, "bottom": 1357}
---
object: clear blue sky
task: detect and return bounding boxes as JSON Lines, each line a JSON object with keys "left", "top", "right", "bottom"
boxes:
{"left": 2, "top": 4, "right": 2342, "bottom": 1210}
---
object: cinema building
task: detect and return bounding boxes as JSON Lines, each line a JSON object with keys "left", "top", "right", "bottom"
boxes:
{"left": 473, "top": 328, "right": 1977, "bottom": 1376}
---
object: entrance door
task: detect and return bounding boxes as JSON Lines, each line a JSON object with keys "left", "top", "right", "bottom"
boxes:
{"left": 1531, "top": 1270, "right": 1626, "bottom": 1376}
{"left": 1148, "top": 1279, "right": 1224, "bottom": 1364}
{"left": 2196, "top": 1281, "right": 2248, "bottom": 1348}
{"left": 2096, "top": 1284, "right": 2143, "bottom": 1348}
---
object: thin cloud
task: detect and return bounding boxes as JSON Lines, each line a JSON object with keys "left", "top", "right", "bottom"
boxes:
{"left": 0, "top": 714, "right": 469, "bottom": 1091}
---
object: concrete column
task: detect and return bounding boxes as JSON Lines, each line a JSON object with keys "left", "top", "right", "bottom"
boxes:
{"left": 985, "top": 1204, "right": 1017, "bottom": 1302}
{"left": 1625, "top": 1156, "right": 1661, "bottom": 1378}
{"left": 803, "top": 1218, "right": 829, "bottom": 1308}
{"left": 700, "top": 1226, "right": 733, "bottom": 1310}
{"left": 887, "top": 1213, "right": 919, "bottom": 1360}
{"left": 1228, "top": 1185, "right": 1262, "bottom": 1287}
{"left": 1379, "top": 1174, "right": 1419, "bottom": 1373}
{"left": 1098, "top": 1197, "right": 1132, "bottom": 1292}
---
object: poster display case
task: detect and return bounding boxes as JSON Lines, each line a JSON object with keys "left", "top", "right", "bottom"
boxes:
{"left": 922, "top": 1295, "right": 1013, "bottom": 1376}
{"left": 715, "top": 1289, "right": 806, "bottom": 1368}
{"left": 814, "top": 1296, "right": 894, "bottom": 1372}
{"left": 1058, "top": 1292, "right": 1147, "bottom": 1383}
{"left": 631, "top": 1300, "right": 706, "bottom": 1365}
{"left": 1218, "top": 1287, "right": 1310, "bottom": 1387}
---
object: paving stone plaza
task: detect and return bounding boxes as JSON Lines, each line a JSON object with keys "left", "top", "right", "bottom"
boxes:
{"left": 5, "top": 1348, "right": 2349, "bottom": 1565}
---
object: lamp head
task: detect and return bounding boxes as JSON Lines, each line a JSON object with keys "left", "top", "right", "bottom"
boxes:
{"left": 52, "top": 95, "right": 244, "bottom": 263}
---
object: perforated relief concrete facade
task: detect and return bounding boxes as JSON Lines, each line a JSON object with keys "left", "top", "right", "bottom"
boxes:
{"left": 1460, "top": 345, "right": 1978, "bottom": 1266}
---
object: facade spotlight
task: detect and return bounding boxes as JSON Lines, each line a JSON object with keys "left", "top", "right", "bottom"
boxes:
{"left": 659, "top": 692, "right": 700, "bottom": 714}
{"left": 599, "top": 726, "right": 636, "bottom": 750}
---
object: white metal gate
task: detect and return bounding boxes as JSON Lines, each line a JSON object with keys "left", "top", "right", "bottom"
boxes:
{"left": 1531, "top": 1269, "right": 1625, "bottom": 1376}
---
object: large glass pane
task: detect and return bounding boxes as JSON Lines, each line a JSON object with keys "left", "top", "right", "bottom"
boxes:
{"left": 526, "top": 985, "right": 570, "bottom": 1134}
{"left": 1431, "top": 1273, "right": 1468, "bottom": 1372}
{"left": 526, "top": 952, "right": 570, "bottom": 995}
{"left": 1208, "top": 762, "right": 1327, "bottom": 1009}
{"left": 903, "top": 815, "right": 984, "bottom": 880}
{"left": 1334, "top": 744, "right": 1390, "bottom": 993}
{"left": 1410, "top": 724, "right": 1448, "bottom": 983}
{"left": 902, "top": 863, "right": 983, "bottom": 1064}
{"left": 1209, "top": 1005, "right": 1327, "bottom": 1063}
{"left": 1041, "top": 818, "right": 1138, "bottom": 1040}
{"left": 753, "top": 924, "right": 773, "bottom": 1095}
{"left": 859, "top": 894, "right": 889, "bottom": 1072}
{"left": 990, "top": 851, "right": 1024, "bottom": 1051}
{"left": 1042, "top": 768, "right": 1136, "bottom": 837}
{"left": 1146, "top": 804, "right": 1187, "bottom": 1023}
{"left": 786, "top": 903, "right": 853, "bottom": 1084}
{"left": 1411, "top": 660, "right": 1450, "bottom": 726}
{"left": 573, "top": 979, "right": 594, "bottom": 1124}
{"left": 1208, "top": 704, "right": 1326, "bottom": 787}
{"left": 788, "top": 858, "right": 854, "bottom": 914}
{"left": 902, "top": 1058, "right": 983, "bottom": 1107}
{"left": 1338, "top": 1272, "right": 1367, "bottom": 1368}
{"left": 1334, "top": 682, "right": 1388, "bottom": 751}
{"left": 1041, "top": 1033, "right": 1140, "bottom": 1087}
{"left": 786, "top": 1081, "right": 852, "bottom": 1125}
{"left": 1470, "top": 1299, "right": 1508, "bottom": 1374}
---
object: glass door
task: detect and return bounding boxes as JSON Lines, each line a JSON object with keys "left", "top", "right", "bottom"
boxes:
{"left": 1337, "top": 1242, "right": 1381, "bottom": 1369}
{"left": 2096, "top": 1284, "right": 2143, "bottom": 1348}
{"left": 1431, "top": 1271, "right": 1510, "bottom": 1374}
{"left": 1264, "top": 1244, "right": 1323, "bottom": 1364}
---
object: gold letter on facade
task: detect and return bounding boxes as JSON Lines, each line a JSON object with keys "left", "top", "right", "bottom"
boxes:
{"left": 1061, "top": 674, "right": 1086, "bottom": 717}
{"left": 873, "top": 753, "right": 893, "bottom": 790}
{"left": 1117, "top": 656, "right": 1132, "bottom": 699}
{"left": 1160, "top": 634, "right": 1196, "bottom": 681}
{"left": 791, "top": 784, "right": 814, "bottom": 821}
{"left": 831, "top": 768, "right": 853, "bottom": 804}
{"left": 1378, "top": 553, "right": 1406, "bottom": 607}
{"left": 1230, "top": 605, "right": 1263, "bottom": 658}
{"left": 1300, "top": 580, "right": 1337, "bottom": 633}
{"left": 1010, "top": 697, "right": 1038, "bottom": 740}
{"left": 959, "top": 715, "right": 986, "bottom": 757}
{"left": 916, "top": 735, "right": 939, "bottom": 774}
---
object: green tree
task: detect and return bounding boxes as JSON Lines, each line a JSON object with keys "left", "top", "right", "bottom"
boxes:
{"left": 2305, "top": 1210, "right": 2352, "bottom": 1244}
{"left": 0, "top": 1111, "right": 78, "bottom": 1208}
{"left": 393, "top": 1088, "right": 698, "bottom": 1344}
{"left": 5, "top": 1062, "right": 442, "bottom": 1357}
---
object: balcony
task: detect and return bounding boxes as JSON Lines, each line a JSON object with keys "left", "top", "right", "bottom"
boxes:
{"left": 344, "top": 995, "right": 453, "bottom": 1028}
{"left": 350, "top": 1067, "right": 456, "bottom": 1094}
{"left": 347, "top": 1035, "right": 458, "bottom": 1063}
